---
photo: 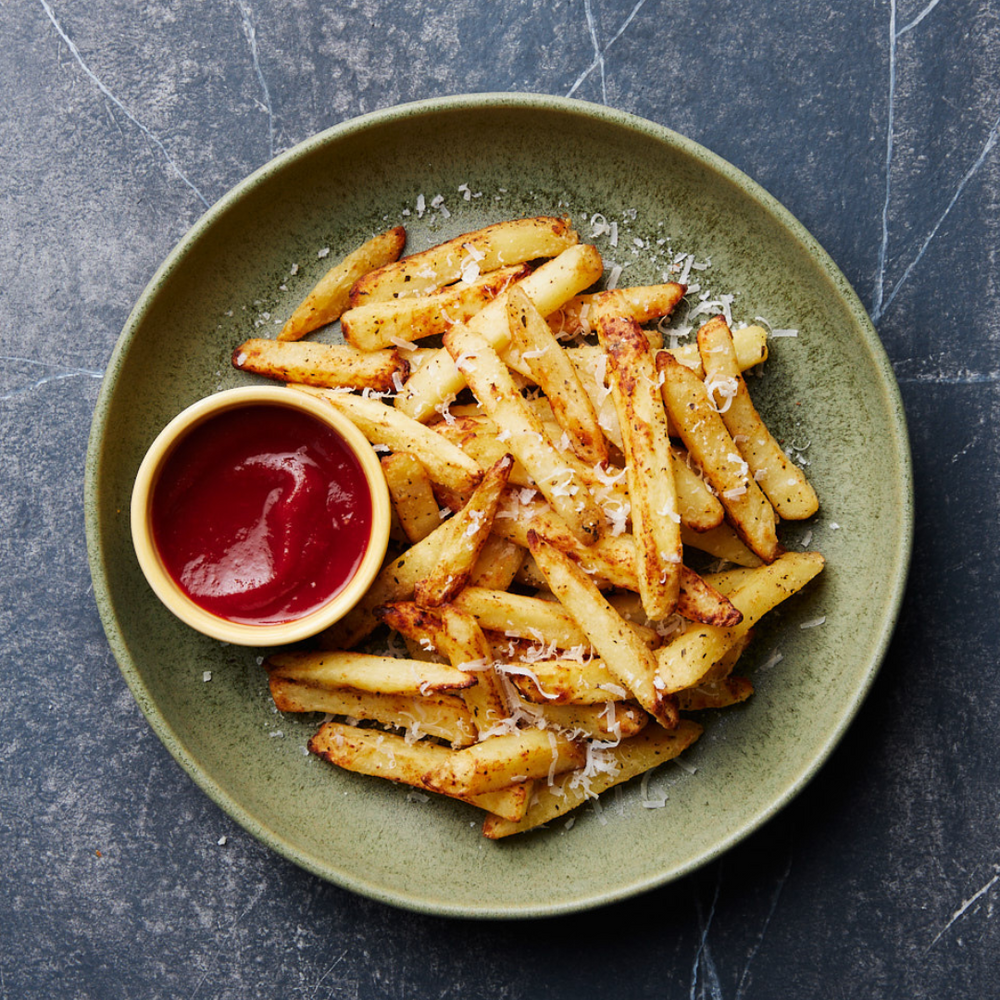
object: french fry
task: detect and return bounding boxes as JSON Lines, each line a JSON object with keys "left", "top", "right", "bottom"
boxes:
{"left": 376, "top": 602, "right": 512, "bottom": 738}
{"left": 444, "top": 323, "right": 603, "bottom": 545}
{"left": 321, "top": 458, "right": 512, "bottom": 647}
{"left": 548, "top": 283, "right": 686, "bottom": 339}
{"left": 341, "top": 264, "right": 530, "bottom": 351}
{"left": 596, "top": 308, "right": 682, "bottom": 618}
{"left": 658, "top": 350, "right": 781, "bottom": 563}
{"left": 506, "top": 286, "right": 608, "bottom": 466}
{"left": 676, "top": 676, "right": 755, "bottom": 711}
{"left": 505, "top": 657, "right": 629, "bottom": 705}
{"left": 671, "top": 449, "right": 726, "bottom": 532}
{"left": 278, "top": 226, "right": 406, "bottom": 341}
{"left": 681, "top": 522, "right": 763, "bottom": 567}
{"left": 567, "top": 324, "right": 769, "bottom": 449}
{"left": 381, "top": 453, "right": 441, "bottom": 544}
{"left": 697, "top": 316, "right": 818, "bottom": 519}
{"left": 413, "top": 454, "right": 512, "bottom": 607}
{"left": 419, "top": 727, "right": 586, "bottom": 797}
{"left": 665, "top": 323, "right": 769, "bottom": 378}
{"left": 350, "top": 216, "right": 578, "bottom": 305}
{"left": 431, "top": 416, "right": 534, "bottom": 489}
{"left": 270, "top": 679, "right": 478, "bottom": 746}
{"left": 469, "top": 534, "right": 525, "bottom": 590}
{"left": 532, "top": 701, "right": 649, "bottom": 740}
{"left": 522, "top": 529, "right": 740, "bottom": 627}
{"left": 481, "top": 721, "right": 704, "bottom": 839}
{"left": 453, "top": 585, "right": 593, "bottom": 650}
{"left": 298, "top": 386, "right": 483, "bottom": 495}
{"left": 528, "top": 532, "right": 679, "bottom": 729}
{"left": 265, "top": 650, "right": 477, "bottom": 695}
{"left": 309, "top": 722, "right": 530, "bottom": 821}
{"left": 394, "top": 243, "right": 604, "bottom": 421}
{"left": 232, "top": 339, "right": 408, "bottom": 393}
{"left": 655, "top": 551, "right": 825, "bottom": 693}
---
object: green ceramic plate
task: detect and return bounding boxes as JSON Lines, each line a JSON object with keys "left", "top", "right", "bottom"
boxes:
{"left": 85, "top": 94, "right": 912, "bottom": 918}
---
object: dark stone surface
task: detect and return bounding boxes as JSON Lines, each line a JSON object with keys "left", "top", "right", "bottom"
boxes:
{"left": 3, "top": 0, "right": 999, "bottom": 996}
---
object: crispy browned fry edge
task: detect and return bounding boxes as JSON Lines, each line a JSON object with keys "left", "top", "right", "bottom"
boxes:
{"left": 232, "top": 339, "right": 408, "bottom": 393}
{"left": 413, "top": 454, "right": 513, "bottom": 607}
{"left": 342, "top": 264, "right": 531, "bottom": 351}
{"left": 596, "top": 310, "right": 682, "bottom": 618}
{"left": 308, "top": 722, "right": 530, "bottom": 821}
{"left": 278, "top": 226, "right": 406, "bottom": 341}
{"left": 528, "top": 531, "right": 679, "bottom": 730}
{"left": 350, "top": 216, "right": 577, "bottom": 305}
{"left": 657, "top": 350, "right": 781, "bottom": 563}
{"left": 506, "top": 285, "right": 608, "bottom": 466}
{"left": 697, "top": 315, "right": 818, "bottom": 520}
{"left": 482, "top": 720, "right": 703, "bottom": 839}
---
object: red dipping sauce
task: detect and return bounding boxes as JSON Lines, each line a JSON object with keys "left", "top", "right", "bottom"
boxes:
{"left": 151, "top": 404, "right": 373, "bottom": 625}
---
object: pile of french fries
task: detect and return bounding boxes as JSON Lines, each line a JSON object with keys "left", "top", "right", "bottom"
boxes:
{"left": 232, "top": 215, "right": 824, "bottom": 839}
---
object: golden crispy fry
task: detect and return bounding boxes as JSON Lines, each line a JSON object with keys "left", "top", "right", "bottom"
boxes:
{"left": 680, "top": 522, "right": 763, "bottom": 567}
{"left": 531, "top": 701, "right": 649, "bottom": 740}
{"left": 548, "top": 283, "right": 686, "bottom": 339}
{"left": 412, "top": 455, "right": 512, "bottom": 607}
{"left": 671, "top": 448, "right": 726, "bottom": 532}
{"left": 528, "top": 532, "right": 679, "bottom": 729}
{"left": 381, "top": 453, "right": 441, "bottom": 544}
{"left": 376, "top": 602, "right": 512, "bottom": 738}
{"left": 270, "top": 678, "right": 478, "bottom": 746}
{"left": 506, "top": 286, "right": 608, "bottom": 466}
{"left": 481, "top": 721, "right": 703, "bottom": 839}
{"left": 658, "top": 351, "right": 781, "bottom": 563}
{"left": 278, "top": 226, "right": 406, "bottom": 341}
{"left": 453, "top": 585, "right": 593, "bottom": 650}
{"left": 505, "top": 657, "right": 629, "bottom": 705}
{"left": 444, "top": 323, "right": 603, "bottom": 545}
{"left": 697, "top": 316, "right": 818, "bottom": 520}
{"left": 321, "top": 459, "right": 512, "bottom": 647}
{"left": 655, "top": 551, "right": 825, "bottom": 693}
{"left": 350, "top": 216, "right": 577, "bottom": 305}
{"left": 341, "top": 264, "right": 530, "bottom": 351}
{"left": 469, "top": 534, "right": 525, "bottom": 590}
{"left": 595, "top": 308, "right": 682, "bottom": 618}
{"left": 309, "top": 722, "right": 530, "bottom": 821}
{"left": 232, "top": 339, "right": 408, "bottom": 393}
{"left": 419, "top": 727, "right": 586, "bottom": 797}
{"left": 394, "top": 243, "right": 604, "bottom": 421}
{"left": 265, "top": 650, "right": 476, "bottom": 695}
{"left": 296, "top": 386, "right": 483, "bottom": 494}
{"left": 666, "top": 323, "right": 769, "bottom": 378}
{"left": 676, "top": 676, "right": 754, "bottom": 711}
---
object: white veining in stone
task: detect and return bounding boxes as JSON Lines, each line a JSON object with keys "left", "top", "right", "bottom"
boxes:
{"left": 871, "top": 0, "right": 897, "bottom": 324}
{"left": 234, "top": 0, "right": 275, "bottom": 159}
{"left": 734, "top": 854, "right": 793, "bottom": 999}
{"left": 0, "top": 356, "right": 104, "bottom": 401}
{"left": 38, "top": 0, "right": 210, "bottom": 208}
{"left": 566, "top": 0, "right": 651, "bottom": 100}
{"left": 927, "top": 868, "right": 1000, "bottom": 951}
{"left": 875, "top": 112, "right": 1000, "bottom": 323}
{"left": 896, "top": 0, "right": 944, "bottom": 37}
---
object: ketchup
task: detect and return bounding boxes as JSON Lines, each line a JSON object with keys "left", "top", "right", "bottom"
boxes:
{"left": 151, "top": 404, "right": 372, "bottom": 625}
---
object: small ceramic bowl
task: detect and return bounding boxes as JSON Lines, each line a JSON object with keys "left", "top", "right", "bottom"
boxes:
{"left": 130, "top": 385, "right": 390, "bottom": 645}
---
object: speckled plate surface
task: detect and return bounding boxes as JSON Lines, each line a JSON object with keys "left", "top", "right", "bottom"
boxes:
{"left": 85, "top": 93, "right": 912, "bottom": 919}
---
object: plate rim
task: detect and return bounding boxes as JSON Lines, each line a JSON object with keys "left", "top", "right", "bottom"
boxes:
{"left": 84, "top": 92, "right": 914, "bottom": 919}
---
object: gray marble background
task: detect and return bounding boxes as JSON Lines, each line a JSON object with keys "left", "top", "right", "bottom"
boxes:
{"left": 3, "top": 0, "right": 999, "bottom": 997}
